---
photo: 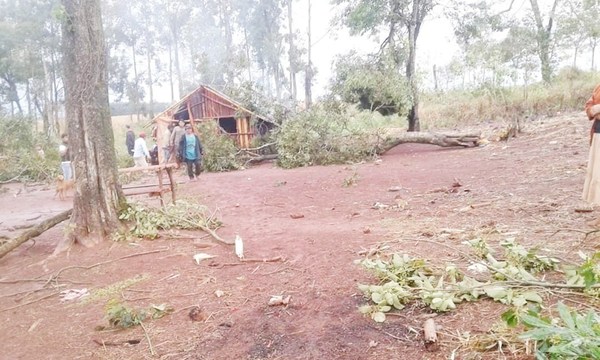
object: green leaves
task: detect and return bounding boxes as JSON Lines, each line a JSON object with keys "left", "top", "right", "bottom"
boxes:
{"left": 519, "top": 303, "right": 600, "bottom": 359}
{"left": 117, "top": 200, "right": 221, "bottom": 240}
{"left": 104, "top": 299, "right": 173, "bottom": 329}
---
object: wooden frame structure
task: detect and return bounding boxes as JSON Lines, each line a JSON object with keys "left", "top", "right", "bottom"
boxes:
{"left": 152, "top": 85, "right": 275, "bottom": 161}
{"left": 119, "top": 163, "right": 178, "bottom": 206}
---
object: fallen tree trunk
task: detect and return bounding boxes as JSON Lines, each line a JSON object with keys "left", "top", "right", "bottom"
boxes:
{"left": 378, "top": 132, "right": 482, "bottom": 154}
{"left": 244, "top": 132, "right": 482, "bottom": 165}
{"left": 245, "top": 154, "right": 279, "bottom": 165}
{"left": 0, "top": 209, "right": 72, "bottom": 260}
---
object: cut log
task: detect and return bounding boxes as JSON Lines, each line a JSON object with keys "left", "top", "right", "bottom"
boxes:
{"left": 0, "top": 209, "right": 72, "bottom": 260}
{"left": 423, "top": 318, "right": 437, "bottom": 344}
{"left": 379, "top": 132, "right": 482, "bottom": 154}
{"left": 245, "top": 154, "right": 279, "bottom": 165}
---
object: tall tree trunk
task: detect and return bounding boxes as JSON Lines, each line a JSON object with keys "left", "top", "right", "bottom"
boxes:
{"left": 41, "top": 57, "right": 51, "bottom": 135}
{"left": 60, "top": 0, "right": 125, "bottom": 249}
{"left": 288, "top": 0, "right": 297, "bottom": 101}
{"left": 304, "top": 0, "right": 312, "bottom": 109}
{"left": 50, "top": 49, "right": 61, "bottom": 135}
{"left": 406, "top": 3, "right": 419, "bottom": 132}
{"left": 131, "top": 42, "right": 140, "bottom": 122}
{"left": 3, "top": 77, "right": 23, "bottom": 115}
{"left": 168, "top": 42, "right": 175, "bottom": 102}
{"left": 171, "top": 23, "right": 183, "bottom": 99}
{"left": 244, "top": 28, "right": 252, "bottom": 82}
{"left": 529, "top": 0, "right": 558, "bottom": 84}
{"left": 146, "top": 47, "right": 154, "bottom": 119}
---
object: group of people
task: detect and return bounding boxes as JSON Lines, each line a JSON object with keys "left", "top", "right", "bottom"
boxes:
{"left": 125, "top": 121, "right": 203, "bottom": 181}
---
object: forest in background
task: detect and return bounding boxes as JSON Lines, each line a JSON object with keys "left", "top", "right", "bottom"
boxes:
{"left": 2, "top": 0, "right": 600, "bottom": 180}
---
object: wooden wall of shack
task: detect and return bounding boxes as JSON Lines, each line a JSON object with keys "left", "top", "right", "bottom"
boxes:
{"left": 152, "top": 86, "right": 271, "bottom": 164}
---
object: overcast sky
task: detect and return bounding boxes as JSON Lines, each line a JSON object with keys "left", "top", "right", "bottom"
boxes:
{"left": 297, "top": 1, "right": 459, "bottom": 97}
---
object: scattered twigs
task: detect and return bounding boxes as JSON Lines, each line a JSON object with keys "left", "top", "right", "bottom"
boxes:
{"left": 43, "top": 247, "right": 169, "bottom": 286}
{"left": 161, "top": 211, "right": 231, "bottom": 245}
{"left": 92, "top": 338, "right": 141, "bottom": 346}
{"left": 209, "top": 256, "right": 284, "bottom": 268}
{"left": 0, "top": 291, "right": 61, "bottom": 312}
{"left": 139, "top": 321, "right": 156, "bottom": 356}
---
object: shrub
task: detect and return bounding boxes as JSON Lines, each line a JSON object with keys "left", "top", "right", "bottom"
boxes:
{"left": 0, "top": 116, "right": 59, "bottom": 182}
{"left": 275, "top": 104, "right": 385, "bottom": 168}
{"left": 196, "top": 121, "right": 242, "bottom": 172}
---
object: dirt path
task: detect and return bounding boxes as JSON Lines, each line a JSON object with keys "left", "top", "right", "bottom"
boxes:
{"left": 0, "top": 112, "right": 597, "bottom": 359}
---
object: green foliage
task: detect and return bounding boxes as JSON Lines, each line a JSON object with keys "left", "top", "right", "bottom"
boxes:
{"left": 275, "top": 104, "right": 385, "bottom": 168}
{"left": 104, "top": 299, "right": 173, "bottom": 329}
{"left": 0, "top": 116, "right": 59, "bottom": 182}
{"left": 519, "top": 303, "right": 600, "bottom": 359}
{"left": 105, "top": 299, "right": 145, "bottom": 328}
{"left": 331, "top": 52, "right": 411, "bottom": 116}
{"left": 196, "top": 121, "right": 242, "bottom": 172}
{"left": 564, "top": 252, "right": 600, "bottom": 297}
{"left": 117, "top": 200, "right": 222, "bottom": 240}
{"left": 357, "top": 239, "right": 567, "bottom": 321}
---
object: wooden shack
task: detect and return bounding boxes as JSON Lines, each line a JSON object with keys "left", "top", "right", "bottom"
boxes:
{"left": 152, "top": 85, "right": 274, "bottom": 162}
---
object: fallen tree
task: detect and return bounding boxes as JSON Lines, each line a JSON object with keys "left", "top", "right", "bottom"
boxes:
{"left": 0, "top": 209, "right": 72, "bottom": 260}
{"left": 246, "top": 132, "right": 482, "bottom": 165}
{"left": 377, "top": 132, "right": 482, "bottom": 154}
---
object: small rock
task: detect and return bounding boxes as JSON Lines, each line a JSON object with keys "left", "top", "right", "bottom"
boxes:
{"left": 388, "top": 186, "right": 402, "bottom": 192}
{"left": 268, "top": 295, "right": 291, "bottom": 306}
{"left": 188, "top": 306, "right": 205, "bottom": 322}
{"left": 290, "top": 213, "right": 305, "bottom": 219}
{"left": 362, "top": 227, "right": 371, "bottom": 234}
{"left": 371, "top": 202, "right": 389, "bottom": 210}
{"left": 214, "top": 290, "right": 225, "bottom": 298}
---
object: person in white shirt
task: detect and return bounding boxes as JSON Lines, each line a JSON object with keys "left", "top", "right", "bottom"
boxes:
{"left": 133, "top": 132, "right": 150, "bottom": 167}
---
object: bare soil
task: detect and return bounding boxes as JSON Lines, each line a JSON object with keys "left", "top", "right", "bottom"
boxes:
{"left": 0, "top": 112, "right": 598, "bottom": 360}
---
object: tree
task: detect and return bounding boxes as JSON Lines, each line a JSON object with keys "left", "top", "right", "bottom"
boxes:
{"left": 334, "top": 0, "right": 435, "bottom": 131}
{"left": 330, "top": 52, "right": 411, "bottom": 116}
{"left": 59, "top": 0, "right": 125, "bottom": 249}
{"left": 529, "top": 0, "right": 560, "bottom": 83}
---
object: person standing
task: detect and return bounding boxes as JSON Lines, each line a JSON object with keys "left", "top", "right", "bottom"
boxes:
{"left": 125, "top": 125, "right": 135, "bottom": 156}
{"left": 170, "top": 120, "right": 186, "bottom": 166}
{"left": 178, "top": 124, "right": 203, "bottom": 181}
{"left": 58, "top": 133, "right": 73, "bottom": 180}
{"left": 132, "top": 132, "right": 150, "bottom": 167}
{"left": 162, "top": 123, "right": 174, "bottom": 163}
{"left": 583, "top": 84, "right": 600, "bottom": 228}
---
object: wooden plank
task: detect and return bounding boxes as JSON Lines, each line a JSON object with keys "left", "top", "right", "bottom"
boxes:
{"left": 122, "top": 183, "right": 172, "bottom": 190}
{"left": 123, "top": 187, "right": 170, "bottom": 196}
{"left": 118, "top": 163, "right": 177, "bottom": 174}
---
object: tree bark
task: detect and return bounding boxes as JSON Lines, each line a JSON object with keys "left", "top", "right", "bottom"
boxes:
{"left": 60, "top": 0, "right": 126, "bottom": 249}
{"left": 288, "top": 0, "right": 297, "bottom": 101}
{"left": 529, "top": 0, "right": 559, "bottom": 83}
{"left": 0, "top": 210, "right": 72, "bottom": 260}
{"left": 378, "top": 132, "right": 481, "bottom": 154}
{"left": 304, "top": 0, "right": 313, "bottom": 109}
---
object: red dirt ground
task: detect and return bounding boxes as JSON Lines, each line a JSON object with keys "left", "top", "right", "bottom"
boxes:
{"left": 0, "top": 112, "right": 598, "bottom": 360}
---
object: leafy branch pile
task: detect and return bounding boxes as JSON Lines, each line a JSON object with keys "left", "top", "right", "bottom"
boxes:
{"left": 276, "top": 104, "right": 386, "bottom": 168}
{"left": 104, "top": 299, "right": 173, "bottom": 329}
{"left": 196, "top": 121, "right": 242, "bottom": 172}
{"left": 357, "top": 238, "right": 598, "bottom": 322}
{"left": 117, "top": 200, "right": 222, "bottom": 240}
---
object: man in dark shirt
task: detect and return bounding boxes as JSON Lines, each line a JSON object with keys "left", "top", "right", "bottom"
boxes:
{"left": 125, "top": 125, "right": 135, "bottom": 156}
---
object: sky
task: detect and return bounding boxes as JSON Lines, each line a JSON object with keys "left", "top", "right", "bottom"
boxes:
{"left": 292, "top": 1, "right": 459, "bottom": 98}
